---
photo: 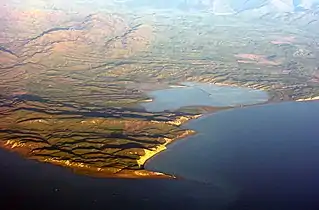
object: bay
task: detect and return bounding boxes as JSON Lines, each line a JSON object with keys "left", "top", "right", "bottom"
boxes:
{"left": 146, "top": 101, "right": 319, "bottom": 209}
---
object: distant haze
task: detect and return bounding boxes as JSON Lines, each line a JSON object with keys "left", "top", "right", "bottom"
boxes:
{"left": 123, "top": 0, "right": 319, "bottom": 12}
{"left": 4, "top": 0, "right": 319, "bottom": 14}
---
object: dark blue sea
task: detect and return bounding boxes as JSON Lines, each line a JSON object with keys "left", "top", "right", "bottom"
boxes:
{"left": 146, "top": 101, "right": 319, "bottom": 210}
{"left": 2, "top": 101, "right": 319, "bottom": 210}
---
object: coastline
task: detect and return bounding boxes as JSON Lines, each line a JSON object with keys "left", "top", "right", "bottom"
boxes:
{"left": 136, "top": 106, "right": 235, "bottom": 178}
{"left": 40, "top": 111, "right": 218, "bottom": 179}
{"left": 140, "top": 94, "right": 319, "bottom": 178}
{"left": 136, "top": 81, "right": 289, "bottom": 178}
{"left": 137, "top": 129, "right": 196, "bottom": 167}
{"left": 296, "top": 96, "right": 319, "bottom": 102}
{"left": 1, "top": 81, "right": 313, "bottom": 179}
{"left": 0, "top": 107, "right": 212, "bottom": 179}
{"left": 0, "top": 81, "right": 271, "bottom": 179}
{"left": 0, "top": 140, "right": 175, "bottom": 179}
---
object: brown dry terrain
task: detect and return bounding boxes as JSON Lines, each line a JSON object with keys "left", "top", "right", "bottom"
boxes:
{"left": 0, "top": 8, "right": 190, "bottom": 177}
{"left": 1, "top": 4, "right": 319, "bottom": 177}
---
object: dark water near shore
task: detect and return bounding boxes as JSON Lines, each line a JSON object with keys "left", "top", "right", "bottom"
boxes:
{"left": 146, "top": 101, "right": 319, "bottom": 209}
{"left": 142, "top": 82, "right": 268, "bottom": 112}
{"left": 0, "top": 145, "right": 232, "bottom": 210}
{"left": 2, "top": 101, "right": 319, "bottom": 210}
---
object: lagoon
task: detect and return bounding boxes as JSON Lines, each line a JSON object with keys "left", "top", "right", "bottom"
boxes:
{"left": 141, "top": 82, "right": 268, "bottom": 112}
